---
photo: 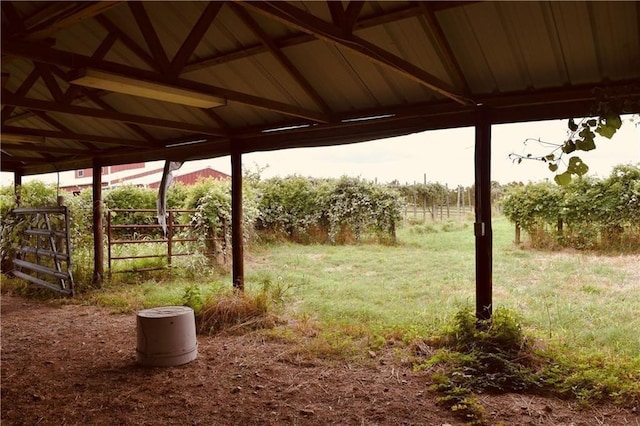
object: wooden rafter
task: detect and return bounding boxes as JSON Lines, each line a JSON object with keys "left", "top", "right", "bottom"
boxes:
{"left": 29, "top": 110, "right": 101, "bottom": 152}
{"left": 128, "top": 2, "right": 170, "bottom": 73}
{"left": 1, "top": 1, "right": 26, "bottom": 34}
{"left": 1, "top": 68, "right": 40, "bottom": 123}
{"left": 182, "top": 2, "right": 475, "bottom": 75}
{"left": 344, "top": 2, "right": 365, "bottom": 33}
{"left": 169, "top": 2, "right": 224, "bottom": 77}
{"left": 16, "top": 2, "right": 121, "bottom": 41}
{"left": 35, "top": 63, "right": 66, "bottom": 103}
{"left": 2, "top": 125, "right": 157, "bottom": 149}
{"left": 2, "top": 92, "right": 227, "bottom": 136}
{"left": 328, "top": 1, "right": 365, "bottom": 35}
{"left": 183, "top": 3, "right": 418, "bottom": 74}
{"left": 79, "top": 88, "right": 158, "bottom": 142}
{"left": 2, "top": 142, "right": 93, "bottom": 156}
{"left": 240, "top": 1, "right": 472, "bottom": 105}
{"left": 95, "top": 15, "right": 159, "bottom": 72}
{"left": 230, "top": 3, "right": 332, "bottom": 115}
{"left": 2, "top": 39, "right": 330, "bottom": 123}
{"left": 59, "top": 32, "right": 120, "bottom": 104}
{"left": 418, "top": 2, "right": 470, "bottom": 95}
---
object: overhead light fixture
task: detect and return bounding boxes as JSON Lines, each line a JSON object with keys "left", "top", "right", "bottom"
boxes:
{"left": 341, "top": 113, "right": 395, "bottom": 123}
{"left": 69, "top": 69, "right": 226, "bottom": 109}
{"left": 1, "top": 133, "right": 45, "bottom": 144}
{"left": 261, "top": 123, "right": 312, "bottom": 133}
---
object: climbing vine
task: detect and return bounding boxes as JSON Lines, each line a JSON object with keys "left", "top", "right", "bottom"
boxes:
{"left": 509, "top": 87, "right": 639, "bottom": 185}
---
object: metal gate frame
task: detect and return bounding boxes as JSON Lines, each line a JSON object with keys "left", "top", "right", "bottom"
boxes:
{"left": 11, "top": 206, "right": 74, "bottom": 296}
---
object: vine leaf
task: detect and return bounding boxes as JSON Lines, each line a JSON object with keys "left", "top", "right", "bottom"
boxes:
{"left": 595, "top": 114, "right": 622, "bottom": 139}
{"left": 576, "top": 127, "right": 596, "bottom": 151}
{"left": 568, "top": 118, "right": 579, "bottom": 132}
{"left": 548, "top": 163, "right": 558, "bottom": 172}
{"left": 554, "top": 171, "right": 572, "bottom": 186}
{"left": 567, "top": 156, "right": 589, "bottom": 176}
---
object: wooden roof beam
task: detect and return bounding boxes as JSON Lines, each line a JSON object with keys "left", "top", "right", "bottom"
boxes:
{"left": 1, "top": 39, "right": 330, "bottom": 123}
{"left": 2, "top": 142, "right": 94, "bottom": 156}
{"left": 128, "top": 2, "right": 170, "bottom": 73}
{"left": 229, "top": 3, "right": 332, "bottom": 115}
{"left": 1, "top": 67, "right": 40, "bottom": 123}
{"left": 328, "top": 1, "right": 364, "bottom": 35}
{"left": 241, "top": 1, "right": 473, "bottom": 106}
{"left": 1, "top": 92, "right": 227, "bottom": 137}
{"left": 182, "top": 2, "right": 476, "bottom": 74}
{"left": 16, "top": 2, "right": 122, "bottom": 41}
{"left": 169, "top": 2, "right": 224, "bottom": 77}
{"left": 35, "top": 62, "right": 66, "bottom": 103}
{"left": 418, "top": 2, "right": 471, "bottom": 96}
{"left": 1, "top": 125, "right": 160, "bottom": 149}
{"left": 79, "top": 87, "right": 158, "bottom": 142}
{"left": 95, "top": 15, "right": 159, "bottom": 72}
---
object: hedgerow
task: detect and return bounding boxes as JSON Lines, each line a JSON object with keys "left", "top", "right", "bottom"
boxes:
{"left": 503, "top": 164, "right": 640, "bottom": 251}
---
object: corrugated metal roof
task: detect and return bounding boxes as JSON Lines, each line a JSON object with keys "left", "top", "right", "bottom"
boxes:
{"left": 2, "top": 1, "right": 639, "bottom": 175}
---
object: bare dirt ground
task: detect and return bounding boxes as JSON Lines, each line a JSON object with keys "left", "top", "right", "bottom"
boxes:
{"left": 2, "top": 293, "right": 638, "bottom": 426}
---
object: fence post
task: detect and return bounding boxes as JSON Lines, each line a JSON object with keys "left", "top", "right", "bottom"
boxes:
{"left": 515, "top": 222, "right": 521, "bottom": 245}
{"left": 107, "top": 210, "right": 112, "bottom": 271}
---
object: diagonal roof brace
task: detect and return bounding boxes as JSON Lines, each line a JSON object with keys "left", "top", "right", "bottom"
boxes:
{"left": 241, "top": 1, "right": 475, "bottom": 106}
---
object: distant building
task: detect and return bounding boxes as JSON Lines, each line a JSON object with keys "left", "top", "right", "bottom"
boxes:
{"left": 62, "top": 162, "right": 229, "bottom": 193}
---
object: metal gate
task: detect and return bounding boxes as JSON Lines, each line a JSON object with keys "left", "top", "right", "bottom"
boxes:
{"left": 11, "top": 206, "right": 74, "bottom": 295}
{"left": 107, "top": 208, "right": 229, "bottom": 273}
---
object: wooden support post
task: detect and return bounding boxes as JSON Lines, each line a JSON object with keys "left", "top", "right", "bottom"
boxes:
{"left": 14, "top": 171, "right": 22, "bottom": 206}
{"left": 167, "top": 210, "right": 174, "bottom": 265}
{"left": 474, "top": 106, "right": 492, "bottom": 322}
{"left": 231, "top": 145, "right": 244, "bottom": 291}
{"left": 92, "top": 162, "right": 104, "bottom": 287}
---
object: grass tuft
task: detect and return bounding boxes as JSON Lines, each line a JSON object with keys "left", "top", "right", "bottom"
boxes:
{"left": 196, "top": 291, "right": 278, "bottom": 335}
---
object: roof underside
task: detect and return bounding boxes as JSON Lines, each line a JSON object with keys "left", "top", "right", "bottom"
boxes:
{"left": 2, "top": 1, "right": 640, "bottom": 176}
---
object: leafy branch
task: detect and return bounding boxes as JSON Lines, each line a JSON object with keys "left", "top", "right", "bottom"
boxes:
{"left": 509, "top": 88, "right": 638, "bottom": 186}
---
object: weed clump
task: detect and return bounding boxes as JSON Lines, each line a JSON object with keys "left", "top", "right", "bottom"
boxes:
{"left": 418, "top": 306, "right": 640, "bottom": 425}
{"left": 421, "top": 307, "right": 540, "bottom": 425}
{"left": 190, "top": 277, "right": 290, "bottom": 335}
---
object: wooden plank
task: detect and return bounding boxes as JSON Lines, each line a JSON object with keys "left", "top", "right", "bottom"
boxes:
{"left": 1, "top": 126, "right": 153, "bottom": 149}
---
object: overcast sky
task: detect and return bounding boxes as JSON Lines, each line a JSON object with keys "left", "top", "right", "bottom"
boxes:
{"left": 2, "top": 117, "right": 639, "bottom": 188}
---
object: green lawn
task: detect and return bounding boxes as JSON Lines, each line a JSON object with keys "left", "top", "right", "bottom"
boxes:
{"left": 246, "top": 217, "right": 640, "bottom": 359}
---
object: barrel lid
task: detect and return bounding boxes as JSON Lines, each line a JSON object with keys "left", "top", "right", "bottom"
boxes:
{"left": 137, "top": 306, "right": 193, "bottom": 318}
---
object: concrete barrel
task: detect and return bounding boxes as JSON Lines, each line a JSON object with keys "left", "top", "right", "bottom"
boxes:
{"left": 136, "top": 306, "right": 198, "bottom": 367}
